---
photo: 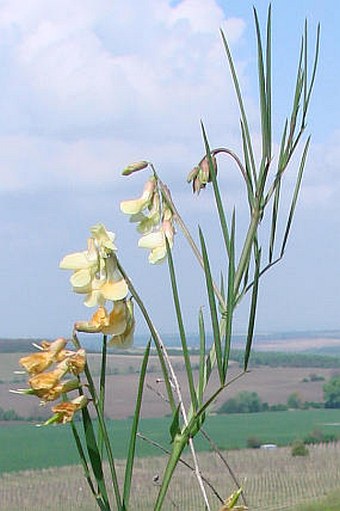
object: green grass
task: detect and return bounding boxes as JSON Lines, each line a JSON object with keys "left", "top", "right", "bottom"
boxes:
{"left": 2, "top": 409, "right": 340, "bottom": 473}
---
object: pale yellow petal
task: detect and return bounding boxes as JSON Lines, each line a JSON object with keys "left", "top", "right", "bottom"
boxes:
{"left": 138, "top": 230, "right": 164, "bottom": 249}
{"left": 90, "top": 224, "right": 117, "bottom": 253}
{"left": 148, "top": 245, "right": 167, "bottom": 264}
{"left": 120, "top": 177, "right": 156, "bottom": 215}
{"left": 60, "top": 251, "right": 93, "bottom": 270}
{"left": 70, "top": 269, "right": 93, "bottom": 293}
{"left": 120, "top": 195, "right": 150, "bottom": 215}
{"left": 101, "top": 279, "right": 128, "bottom": 301}
{"left": 84, "top": 289, "right": 105, "bottom": 308}
{"left": 102, "top": 301, "right": 127, "bottom": 335}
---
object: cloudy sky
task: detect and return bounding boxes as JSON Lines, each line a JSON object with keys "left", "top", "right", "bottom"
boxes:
{"left": 0, "top": 0, "right": 339, "bottom": 340}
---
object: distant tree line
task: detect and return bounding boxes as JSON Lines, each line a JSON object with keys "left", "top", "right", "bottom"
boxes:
{"left": 217, "top": 376, "right": 340, "bottom": 414}
{"left": 229, "top": 349, "right": 340, "bottom": 368}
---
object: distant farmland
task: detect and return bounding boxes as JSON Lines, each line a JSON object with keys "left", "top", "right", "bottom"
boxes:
{"left": 2, "top": 442, "right": 340, "bottom": 511}
{"left": 2, "top": 409, "right": 340, "bottom": 473}
{"left": 3, "top": 349, "right": 340, "bottom": 420}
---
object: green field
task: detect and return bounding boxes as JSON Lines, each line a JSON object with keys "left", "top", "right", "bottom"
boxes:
{"left": 2, "top": 408, "right": 340, "bottom": 474}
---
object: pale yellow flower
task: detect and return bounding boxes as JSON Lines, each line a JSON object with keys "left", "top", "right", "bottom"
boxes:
{"left": 138, "top": 218, "right": 175, "bottom": 264}
{"left": 75, "top": 300, "right": 135, "bottom": 349}
{"left": 120, "top": 177, "right": 156, "bottom": 215}
{"left": 60, "top": 224, "right": 128, "bottom": 306}
{"left": 90, "top": 223, "right": 117, "bottom": 257}
{"left": 109, "top": 299, "right": 135, "bottom": 348}
{"left": 82, "top": 259, "right": 128, "bottom": 307}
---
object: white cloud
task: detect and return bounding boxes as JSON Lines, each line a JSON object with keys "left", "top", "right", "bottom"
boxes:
{"left": 0, "top": 0, "right": 248, "bottom": 192}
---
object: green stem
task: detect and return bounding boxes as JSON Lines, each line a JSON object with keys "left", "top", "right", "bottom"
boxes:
{"left": 117, "top": 261, "right": 176, "bottom": 412}
{"left": 234, "top": 208, "right": 261, "bottom": 295}
{"left": 98, "top": 334, "right": 107, "bottom": 456}
{"left": 72, "top": 332, "right": 122, "bottom": 510}
{"left": 154, "top": 435, "right": 188, "bottom": 511}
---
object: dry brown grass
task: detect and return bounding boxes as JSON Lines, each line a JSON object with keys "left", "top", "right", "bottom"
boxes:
{"left": 1, "top": 443, "right": 340, "bottom": 510}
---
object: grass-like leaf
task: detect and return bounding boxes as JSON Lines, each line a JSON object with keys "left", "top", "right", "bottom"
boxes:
{"left": 169, "top": 404, "right": 181, "bottom": 444}
{"left": 166, "top": 237, "right": 198, "bottom": 411}
{"left": 223, "top": 210, "right": 236, "bottom": 379}
{"left": 280, "top": 136, "right": 310, "bottom": 257}
{"left": 122, "top": 340, "right": 151, "bottom": 509}
{"left": 70, "top": 419, "right": 106, "bottom": 509}
{"left": 244, "top": 244, "right": 261, "bottom": 370}
{"left": 253, "top": 7, "right": 268, "bottom": 162}
{"left": 201, "top": 122, "right": 230, "bottom": 258}
{"left": 198, "top": 308, "right": 206, "bottom": 407}
{"left": 98, "top": 334, "right": 107, "bottom": 456}
{"left": 220, "top": 29, "right": 256, "bottom": 179}
{"left": 199, "top": 226, "right": 224, "bottom": 384}
{"left": 81, "top": 406, "right": 111, "bottom": 510}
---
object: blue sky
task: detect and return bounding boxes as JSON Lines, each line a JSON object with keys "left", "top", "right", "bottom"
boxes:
{"left": 0, "top": 0, "right": 339, "bottom": 339}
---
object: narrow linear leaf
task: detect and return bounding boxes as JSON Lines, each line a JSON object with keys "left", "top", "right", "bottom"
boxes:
{"left": 240, "top": 120, "right": 256, "bottom": 208}
{"left": 269, "top": 178, "right": 281, "bottom": 263}
{"left": 198, "top": 308, "right": 206, "bottom": 406}
{"left": 288, "top": 39, "right": 304, "bottom": 149}
{"left": 265, "top": 4, "right": 272, "bottom": 157}
{"left": 253, "top": 7, "right": 268, "bottom": 161}
{"left": 123, "top": 340, "right": 151, "bottom": 509}
{"left": 220, "top": 29, "right": 256, "bottom": 178}
{"left": 201, "top": 123, "right": 230, "bottom": 258}
{"left": 166, "top": 238, "right": 198, "bottom": 411}
{"left": 199, "top": 227, "right": 224, "bottom": 384}
{"left": 83, "top": 361, "right": 122, "bottom": 510}
{"left": 81, "top": 406, "right": 111, "bottom": 510}
{"left": 281, "top": 136, "right": 310, "bottom": 256}
{"left": 303, "top": 23, "right": 321, "bottom": 122}
{"left": 116, "top": 260, "right": 176, "bottom": 412}
{"left": 70, "top": 420, "right": 109, "bottom": 510}
{"left": 244, "top": 245, "right": 261, "bottom": 370}
{"left": 98, "top": 334, "right": 107, "bottom": 456}
{"left": 223, "top": 210, "right": 235, "bottom": 379}
{"left": 169, "top": 404, "right": 181, "bottom": 444}
{"left": 303, "top": 19, "right": 308, "bottom": 108}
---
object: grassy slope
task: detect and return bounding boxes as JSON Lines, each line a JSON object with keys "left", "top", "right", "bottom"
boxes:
{"left": 2, "top": 409, "right": 340, "bottom": 473}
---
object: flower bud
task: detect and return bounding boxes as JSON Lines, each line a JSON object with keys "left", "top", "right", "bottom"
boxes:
{"left": 187, "top": 154, "right": 217, "bottom": 194}
{"left": 122, "top": 161, "right": 149, "bottom": 176}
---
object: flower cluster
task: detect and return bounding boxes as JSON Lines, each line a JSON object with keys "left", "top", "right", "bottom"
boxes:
{"left": 120, "top": 174, "right": 175, "bottom": 264}
{"left": 13, "top": 337, "right": 87, "bottom": 425}
{"left": 60, "top": 223, "right": 128, "bottom": 307}
{"left": 60, "top": 223, "right": 135, "bottom": 348}
{"left": 187, "top": 154, "right": 218, "bottom": 194}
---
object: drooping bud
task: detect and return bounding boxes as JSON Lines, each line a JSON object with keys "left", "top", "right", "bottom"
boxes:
{"left": 187, "top": 154, "right": 218, "bottom": 194}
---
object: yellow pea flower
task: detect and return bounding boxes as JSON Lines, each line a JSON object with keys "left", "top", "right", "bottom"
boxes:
{"left": 120, "top": 177, "right": 156, "bottom": 215}
{"left": 109, "top": 299, "right": 135, "bottom": 349}
{"left": 60, "top": 224, "right": 128, "bottom": 306}
{"left": 138, "top": 218, "right": 174, "bottom": 264}
{"left": 75, "top": 300, "right": 135, "bottom": 349}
